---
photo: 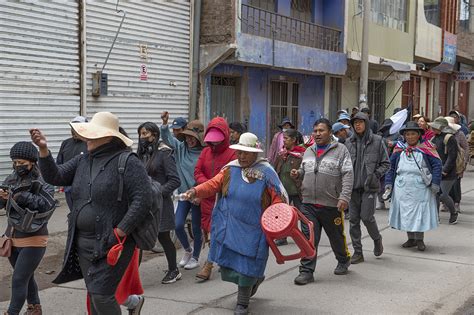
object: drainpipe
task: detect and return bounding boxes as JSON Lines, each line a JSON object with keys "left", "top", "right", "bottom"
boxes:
{"left": 79, "top": 0, "right": 87, "bottom": 117}
{"left": 189, "top": 0, "right": 202, "bottom": 120}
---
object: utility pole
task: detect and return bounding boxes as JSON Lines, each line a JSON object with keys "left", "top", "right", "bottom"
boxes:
{"left": 359, "top": 0, "right": 370, "bottom": 109}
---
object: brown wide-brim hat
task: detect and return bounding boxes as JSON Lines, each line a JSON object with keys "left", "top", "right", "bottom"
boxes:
{"left": 177, "top": 120, "right": 205, "bottom": 147}
{"left": 70, "top": 112, "right": 133, "bottom": 147}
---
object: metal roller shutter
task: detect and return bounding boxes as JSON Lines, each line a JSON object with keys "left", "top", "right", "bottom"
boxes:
{"left": 86, "top": 0, "right": 191, "bottom": 142}
{"left": 0, "top": 1, "right": 80, "bottom": 177}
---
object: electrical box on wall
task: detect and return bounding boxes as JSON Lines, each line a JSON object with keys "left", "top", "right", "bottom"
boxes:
{"left": 92, "top": 71, "right": 108, "bottom": 97}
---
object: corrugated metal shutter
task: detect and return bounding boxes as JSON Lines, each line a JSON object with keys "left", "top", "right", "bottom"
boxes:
{"left": 0, "top": 1, "right": 80, "bottom": 177}
{"left": 86, "top": 1, "right": 191, "bottom": 143}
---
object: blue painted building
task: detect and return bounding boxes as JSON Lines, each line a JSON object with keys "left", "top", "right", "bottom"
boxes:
{"left": 199, "top": 0, "right": 346, "bottom": 148}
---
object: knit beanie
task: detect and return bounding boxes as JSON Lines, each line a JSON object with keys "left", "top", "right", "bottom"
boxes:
{"left": 229, "top": 122, "right": 247, "bottom": 135}
{"left": 10, "top": 141, "right": 39, "bottom": 162}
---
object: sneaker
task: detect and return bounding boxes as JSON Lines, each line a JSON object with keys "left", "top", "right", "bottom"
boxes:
{"left": 449, "top": 212, "right": 458, "bottom": 225}
{"left": 416, "top": 240, "right": 426, "bottom": 251}
{"left": 454, "top": 203, "right": 461, "bottom": 213}
{"left": 275, "top": 238, "right": 288, "bottom": 246}
{"left": 374, "top": 237, "right": 384, "bottom": 257}
{"left": 128, "top": 296, "right": 145, "bottom": 315}
{"left": 294, "top": 272, "right": 314, "bottom": 285}
{"left": 334, "top": 260, "right": 351, "bottom": 275}
{"left": 234, "top": 304, "right": 249, "bottom": 315}
{"left": 161, "top": 269, "right": 182, "bottom": 284}
{"left": 178, "top": 247, "right": 193, "bottom": 268}
{"left": 351, "top": 253, "right": 364, "bottom": 264}
{"left": 184, "top": 258, "right": 200, "bottom": 270}
{"left": 402, "top": 239, "right": 417, "bottom": 248}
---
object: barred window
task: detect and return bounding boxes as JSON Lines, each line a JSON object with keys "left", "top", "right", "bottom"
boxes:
{"left": 424, "top": 0, "right": 441, "bottom": 27}
{"left": 248, "top": 0, "right": 276, "bottom": 12}
{"left": 459, "top": 0, "right": 471, "bottom": 31}
{"left": 359, "top": 0, "right": 408, "bottom": 32}
{"left": 291, "top": 0, "right": 312, "bottom": 22}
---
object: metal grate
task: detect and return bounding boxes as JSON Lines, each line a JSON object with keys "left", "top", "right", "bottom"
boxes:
{"left": 211, "top": 76, "right": 237, "bottom": 121}
{"left": 241, "top": 3, "right": 342, "bottom": 52}
{"left": 368, "top": 80, "right": 386, "bottom": 124}
{"left": 270, "top": 81, "right": 299, "bottom": 136}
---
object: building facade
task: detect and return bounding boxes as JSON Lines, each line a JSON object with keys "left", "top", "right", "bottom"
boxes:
{"left": 198, "top": 0, "right": 346, "bottom": 148}
{"left": 0, "top": 1, "right": 193, "bottom": 177}
{"left": 343, "top": 0, "right": 417, "bottom": 124}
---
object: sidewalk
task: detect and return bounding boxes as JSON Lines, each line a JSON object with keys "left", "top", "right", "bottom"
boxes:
{"left": 1, "top": 168, "right": 473, "bottom": 314}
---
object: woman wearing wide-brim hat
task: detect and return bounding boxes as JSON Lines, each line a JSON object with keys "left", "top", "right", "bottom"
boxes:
{"left": 160, "top": 117, "right": 205, "bottom": 271}
{"left": 184, "top": 133, "right": 288, "bottom": 315}
{"left": 31, "top": 112, "right": 152, "bottom": 315}
{"left": 384, "top": 122, "right": 442, "bottom": 251}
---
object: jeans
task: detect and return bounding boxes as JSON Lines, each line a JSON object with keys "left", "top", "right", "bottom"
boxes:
{"left": 439, "top": 179, "right": 456, "bottom": 214}
{"left": 8, "top": 247, "right": 46, "bottom": 315}
{"left": 175, "top": 200, "right": 202, "bottom": 259}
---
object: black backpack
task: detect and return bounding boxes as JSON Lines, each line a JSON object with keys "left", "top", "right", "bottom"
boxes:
{"left": 117, "top": 152, "right": 162, "bottom": 250}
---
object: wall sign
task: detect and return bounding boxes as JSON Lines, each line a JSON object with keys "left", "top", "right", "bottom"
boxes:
{"left": 454, "top": 71, "right": 474, "bottom": 81}
{"left": 140, "top": 64, "right": 148, "bottom": 81}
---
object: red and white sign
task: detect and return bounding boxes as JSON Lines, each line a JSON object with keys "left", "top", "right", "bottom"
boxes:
{"left": 140, "top": 64, "right": 148, "bottom": 81}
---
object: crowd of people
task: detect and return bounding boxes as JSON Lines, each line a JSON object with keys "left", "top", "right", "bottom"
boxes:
{"left": 0, "top": 106, "right": 472, "bottom": 315}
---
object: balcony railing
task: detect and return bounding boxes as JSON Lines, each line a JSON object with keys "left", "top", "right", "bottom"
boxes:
{"left": 241, "top": 4, "right": 342, "bottom": 52}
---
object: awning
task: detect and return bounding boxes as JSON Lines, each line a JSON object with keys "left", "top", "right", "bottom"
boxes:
{"left": 380, "top": 58, "right": 412, "bottom": 72}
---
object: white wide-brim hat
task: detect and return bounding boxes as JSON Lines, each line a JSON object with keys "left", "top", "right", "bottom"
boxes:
{"left": 229, "top": 132, "right": 263, "bottom": 153}
{"left": 70, "top": 112, "right": 133, "bottom": 147}
{"left": 444, "top": 116, "right": 461, "bottom": 132}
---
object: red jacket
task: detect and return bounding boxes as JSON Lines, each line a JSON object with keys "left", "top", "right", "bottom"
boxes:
{"left": 194, "top": 117, "right": 236, "bottom": 232}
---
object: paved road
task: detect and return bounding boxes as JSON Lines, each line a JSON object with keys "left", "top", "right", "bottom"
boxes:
{"left": 1, "top": 168, "right": 473, "bottom": 314}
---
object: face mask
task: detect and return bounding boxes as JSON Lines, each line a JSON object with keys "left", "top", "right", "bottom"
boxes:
{"left": 15, "top": 165, "right": 31, "bottom": 177}
{"left": 282, "top": 129, "right": 288, "bottom": 133}
{"left": 139, "top": 138, "right": 152, "bottom": 149}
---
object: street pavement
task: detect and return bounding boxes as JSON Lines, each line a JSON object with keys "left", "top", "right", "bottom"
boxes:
{"left": 1, "top": 167, "right": 473, "bottom": 314}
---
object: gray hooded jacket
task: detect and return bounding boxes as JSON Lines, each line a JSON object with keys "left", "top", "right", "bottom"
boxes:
{"left": 345, "top": 112, "right": 390, "bottom": 191}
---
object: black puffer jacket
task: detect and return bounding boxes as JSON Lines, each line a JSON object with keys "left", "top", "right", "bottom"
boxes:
{"left": 38, "top": 141, "right": 152, "bottom": 291}
{"left": 141, "top": 142, "right": 181, "bottom": 232}
{"left": 1, "top": 169, "right": 54, "bottom": 238}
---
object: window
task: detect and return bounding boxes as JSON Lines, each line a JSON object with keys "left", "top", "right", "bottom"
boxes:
{"left": 424, "top": 0, "right": 440, "bottom": 27}
{"left": 368, "top": 80, "right": 386, "bottom": 124}
{"left": 359, "top": 0, "right": 408, "bottom": 32}
{"left": 402, "top": 76, "right": 421, "bottom": 116}
{"left": 291, "top": 0, "right": 312, "bottom": 22}
{"left": 328, "top": 77, "right": 342, "bottom": 123}
{"left": 269, "top": 81, "right": 299, "bottom": 136}
{"left": 211, "top": 76, "right": 239, "bottom": 121}
{"left": 459, "top": 0, "right": 471, "bottom": 32}
{"left": 248, "top": 0, "right": 276, "bottom": 12}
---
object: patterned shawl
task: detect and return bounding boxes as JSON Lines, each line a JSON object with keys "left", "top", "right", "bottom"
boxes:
{"left": 392, "top": 140, "right": 440, "bottom": 159}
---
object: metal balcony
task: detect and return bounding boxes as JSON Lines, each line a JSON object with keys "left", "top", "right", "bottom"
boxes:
{"left": 241, "top": 4, "right": 342, "bottom": 52}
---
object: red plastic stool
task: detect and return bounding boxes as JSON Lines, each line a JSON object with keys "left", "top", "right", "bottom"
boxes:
{"left": 261, "top": 203, "right": 316, "bottom": 264}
